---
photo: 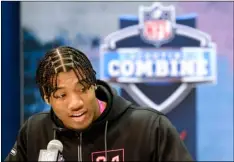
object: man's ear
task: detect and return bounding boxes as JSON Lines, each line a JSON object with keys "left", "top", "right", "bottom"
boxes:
{"left": 44, "top": 96, "right": 50, "bottom": 105}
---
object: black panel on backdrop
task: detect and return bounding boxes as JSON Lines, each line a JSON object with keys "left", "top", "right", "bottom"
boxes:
{"left": 118, "top": 16, "right": 197, "bottom": 159}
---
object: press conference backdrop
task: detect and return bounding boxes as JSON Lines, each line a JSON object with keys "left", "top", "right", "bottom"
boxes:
{"left": 4, "top": 1, "right": 233, "bottom": 161}
{"left": 2, "top": 2, "right": 21, "bottom": 160}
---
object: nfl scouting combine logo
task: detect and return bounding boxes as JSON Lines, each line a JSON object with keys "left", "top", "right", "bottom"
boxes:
{"left": 100, "top": 3, "right": 216, "bottom": 114}
{"left": 139, "top": 3, "right": 176, "bottom": 47}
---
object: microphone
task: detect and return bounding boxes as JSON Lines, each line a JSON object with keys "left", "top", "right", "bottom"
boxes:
{"left": 38, "top": 139, "right": 65, "bottom": 161}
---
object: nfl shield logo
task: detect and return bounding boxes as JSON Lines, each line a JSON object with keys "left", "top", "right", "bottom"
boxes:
{"left": 139, "top": 3, "right": 176, "bottom": 47}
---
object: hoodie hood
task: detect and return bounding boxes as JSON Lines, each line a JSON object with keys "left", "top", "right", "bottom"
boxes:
{"left": 95, "top": 80, "right": 132, "bottom": 121}
{"left": 51, "top": 79, "right": 132, "bottom": 131}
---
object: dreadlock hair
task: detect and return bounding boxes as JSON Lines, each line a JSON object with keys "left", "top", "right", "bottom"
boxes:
{"left": 36, "top": 46, "right": 97, "bottom": 102}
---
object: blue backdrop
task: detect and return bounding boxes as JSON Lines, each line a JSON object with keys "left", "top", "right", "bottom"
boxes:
{"left": 1, "top": 2, "right": 21, "bottom": 160}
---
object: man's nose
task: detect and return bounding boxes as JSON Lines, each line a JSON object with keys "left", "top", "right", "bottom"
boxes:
{"left": 68, "top": 93, "right": 84, "bottom": 111}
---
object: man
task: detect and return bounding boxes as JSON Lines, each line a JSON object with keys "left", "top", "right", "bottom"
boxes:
{"left": 5, "top": 46, "right": 193, "bottom": 161}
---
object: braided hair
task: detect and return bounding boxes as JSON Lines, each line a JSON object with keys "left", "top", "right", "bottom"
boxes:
{"left": 36, "top": 46, "right": 97, "bottom": 102}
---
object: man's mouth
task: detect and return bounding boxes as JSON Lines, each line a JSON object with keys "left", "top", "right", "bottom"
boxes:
{"left": 71, "top": 112, "right": 86, "bottom": 117}
{"left": 70, "top": 111, "right": 87, "bottom": 122}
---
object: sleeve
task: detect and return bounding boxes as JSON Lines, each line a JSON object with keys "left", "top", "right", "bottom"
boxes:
{"left": 155, "top": 115, "right": 193, "bottom": 161}
{"left": 5, "top": 120, "right": 28, "bottom": 161}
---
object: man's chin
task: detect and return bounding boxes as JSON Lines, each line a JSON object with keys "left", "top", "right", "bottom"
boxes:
{"left": 68, "top": 120, "right": 92, "bottom": 131}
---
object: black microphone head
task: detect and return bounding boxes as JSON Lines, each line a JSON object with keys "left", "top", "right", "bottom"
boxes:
{"left": 47, "top": 139, "right": 63, "bottom": 152}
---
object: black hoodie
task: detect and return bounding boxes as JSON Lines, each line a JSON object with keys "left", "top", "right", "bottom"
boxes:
{"left": 5, "top": 80, "right": 193, "bottom": 161}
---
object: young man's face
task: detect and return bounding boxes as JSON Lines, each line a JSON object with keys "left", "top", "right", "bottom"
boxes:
{"left": 48, "top": 70, "right": 100, "bottom": 130}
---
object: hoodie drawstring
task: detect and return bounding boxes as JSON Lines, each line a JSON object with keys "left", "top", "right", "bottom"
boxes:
{"left": 104, "top": 121, "right": 109, "bottom": 160}
{"left": 53, "top": 128, "right": 56, "bottom": 139}
{"left": 52, "top": 121, "right": 109, "bottom": 161}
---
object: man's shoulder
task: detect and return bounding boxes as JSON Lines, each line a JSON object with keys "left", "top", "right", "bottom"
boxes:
{"left": 129, "top": 104, "right": 164, "bottom": 116}
{"left": 18, "top": 111, "right": 53, "bottom": 138}
{"left": 125, "top": 105, "right": 174, "bottom": 130}
{"left": 125, "top": 104, "right": 165, "bottom": 123}
{"left": 26, "top": 111, "right": 52, "bottom": 127}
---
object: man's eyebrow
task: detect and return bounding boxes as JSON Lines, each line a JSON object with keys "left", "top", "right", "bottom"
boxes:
{"left": 52, "top": 87, "right": 64, "bottom": 94}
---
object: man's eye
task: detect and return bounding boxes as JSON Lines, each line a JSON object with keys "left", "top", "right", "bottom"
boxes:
{"left": 55, "top": 94, "right": 66, "bottom": 99}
